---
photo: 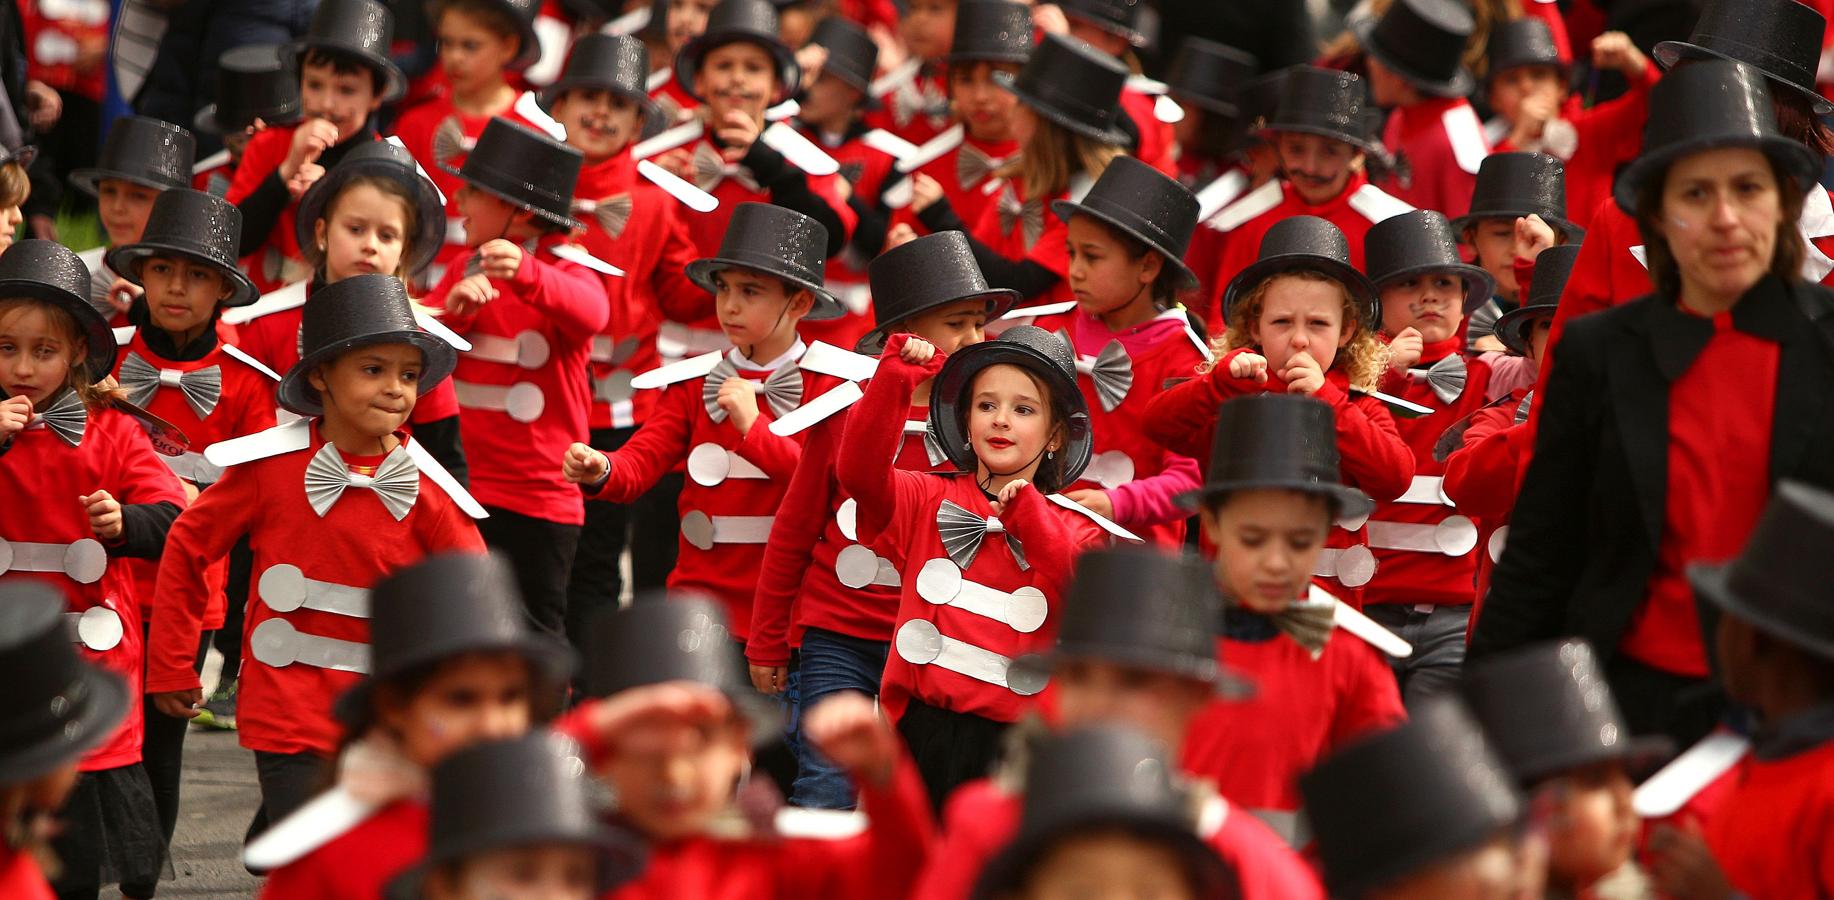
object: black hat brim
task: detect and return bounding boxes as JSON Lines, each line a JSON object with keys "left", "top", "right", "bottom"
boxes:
{"left": 1011, "top": 644, "right": 1255, "bottom": 699}
{"left": 1352, "top": 19, "right": 1475, "bottom": 98}
{"left": 992, "top": 70, "right": 1131, "bottom": 146}
{"left": 287, "top": 38, "right": 409, "bottom": 102}
{"left": 1251, "top": 120, "right": 1382, "bottom": 157}
{"left": 1510, "top": 734, "right": 1675, "bottom": 786}
{"left": 384, "top": 822, "right": 646, "bottom": 900}
{"left": 684, "top": 257, "right": 845, "bottom": 320}
{"left": 944, "top": 48, "right": 1031, "bottom": 66}
{"left": 1221, "top": 253, "right": 1380, "bottom": 330}
{"left": 1051, "top": 198, "right": 1200, "bottom": 290}
{"left": 1653, "top": 41, "right": 1834, "bottom": 115}
{"left": 296, "top": 156, "right": 448, "bottom": 276}
{"left": 1491, "top": 303, "right": 1556, "bottom": 356}
{"left": 68, "top": 167, "right": 182, "bottom": 198}
{"left": 277, "top": 329, "right": 459, "bottom": 416}
{"left": 1368, "top": 261, "right": 1496, "bottom": 314}
{"left": 929, "top": 340, "right": 1094, "bottom": 490}
{"left": 0, "top": 664, "right": 130, "bottom": 784}
{"left": 1613, "top": 133, "right": 1823, "bottom": 215}
{"left": 537, "top": 79, "right": 664, "bottom": 124}
{"left": 1167, "top": 89, "right": 1239, "bottom": 118}
{"left": 334, "top": 632, "right": 575, "bottom": 732}
{"left": 674, "top": 32, "right": 801, "bottom": 105}
{"left": 0, "top": 275, "right": 118, "bottom": 379}
{"left": 1689, "top": 560, "right": 1834, "bottom": 661}
{"left": 105, "top": 243, "right": 260, "bottom": 308}
{"left": 436, "top": 160, "right": 584, "bottom": 232}
{"left": 1447, "top": 209, "right": 1583, "bottom": 243}
{"left": 855, "top": 288, "right": 1020, "bottom": 355}
{"left": 194, "top": 101, "right": 306, "bottom": 136}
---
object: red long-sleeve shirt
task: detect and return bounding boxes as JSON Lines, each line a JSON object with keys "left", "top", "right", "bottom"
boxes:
{"left": 890, "top": 130, "right": 1019, "bottom": 244}
{"left": 968, "top": 180, "right": 1076, "bottom": 308}
{"left": 1441, "top": 388, "right": 1535, "bottom": 627}
{"left": 1120, "top": 86, "right": 1178, "bottom": 177}
{"left": 864, "top": 66, "right": 951, "bottom": 146}
{"left": 0, "top": 844, "right": 52, "bottom": 900}
{"left": 1490, "top": 59, "right": 1658, "bottom": 231}
{"left": 1374, "top": 96, "right": 1489, "bottom": 220}
{"left": 390, "top": 100, "right": 540, "bottom": 283}
{"left": 225, "top": 125, "right": 335, "bottom": 294}
{"left": 1706, "top": 739, "right": 1834, "bottom": 898}
{"left": 258, "top": 799, "right": 427, "bottom": 900}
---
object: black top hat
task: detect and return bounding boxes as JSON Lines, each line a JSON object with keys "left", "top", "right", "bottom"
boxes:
{"left": 196, "top": 43, "right": 303, "bottom": 135}
{"left": 1461, "top": 639, "right": 1672, "bottom": 786}
{"left": 586, "top": 596, "right": 782, "bottom": 742}
{"left": 1052, "top": 155, "right": 1202, "bottom": 289}
{"left": 860, "top": 231, "right": 1017, "bottom": 354}
{"left": 1302, "top": 697, "right": 1522, "bottom": 898}
{"left": 675, "top": 0, "right": 801, "bottom": 104}
{"left": 539, "top": 33, "right": 662, "bottom": 122}
{"left": 441, "top": 118, "right": 585, "bottom": 232}
{"left": 1362, "top": 210, "right": 1495, "bottom": 313}
{"left": 1493, "top": 242, "right": 1580, "bottom": 356}
{"left": 995, "top": 33, "right": 1130, "bottom": 145}
{"left": 1058, "top": 0, "right": 1145, "bottom": 47}
{"left": 1257, "top": 65, "right": 1379, "bottom": 154}
{"left": 810, "top": 17, "right": 879, "bottom": 101}
{"left": 1655, "top": 0, "right": 1833, "bottom": 115}
{"left": 289, "top": 0, "right": 408, "bottom": 102}
{"left": 0, "top": 582, "right": 131, "bottom": 784}
{"left": 1183, "top": 393, "right": 1374, "bottom": 519}
{"left": 0, "top": 240, "right": 116, "bottom": 379}
{"left": 70, "top": 115, "right": 196, "bottom": 197}
{"left": 685, "top": 202, "right": 841, "bottom": 319}
{"left": 946, "top": 1, "right": 1034, "bottom": 66}
{"left": 1222, "top": 215, "right": 1379, "bottom": 327}
{"left": 1448, "top": 151, "right": 1581, "bottom": 241}
{"left": 971, "top": 727, "right": 1233, "bottom": 900}
{"left": 1486, "top": 18, "right": 1566, "bottom": 80}
{"left": 1013, "top": 546, "right": 1252, "bottom": 695}
{"left": 1691, "top": 481, "right": 1834, "bottom": 661}
{"left": 296, "top": 140, "right": 448, "bottom": 276}
{"left": 107, "top": 189, "right": 259, "bottom": 308}
{"left": 277, "top": 273, "right": 458, "bottom": 415}
{"left": 929, "top": 324, "right": 1094, "bottom": 492}
{"left": 1352, "top": 0, "right": 1475, "bottom": 98}
{"left": 386, "top": 734, "right": 645, "bottom": 899}
{"left": 1614, "top": 60, "right": 1822, "bottom": 215}
{"left": 1166, "top": 38, "right": 1259, "bottom": 117}
{"left": 461, "top": 0, "right": 544, "bottom": 72}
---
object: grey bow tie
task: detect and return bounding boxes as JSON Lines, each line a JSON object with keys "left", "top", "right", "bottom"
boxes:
{"left": 904, "top": 420, "right": 948, "bottom": 467}
{"left": 892, "top": 77, "right": 948, "bottom": 127}
{"left": 1515, "top": 391, "right": 1533, "bottom": 424}
{"left": 702, "top": 358, "right": 804, "bottom": 423}
{"left": 432, "top": 116, "right": 475, "bottom": 163}
{"left": 999, "top": 188, "right": 1045, "bottom": 249}
{"left": 936, "top": 499, "right": 1028, "bottom": 570}
{"left": 692, "top": 143, "right": 760, "bottom": 193}
{"left": 24, "top": 389, "right": 87, "bottom": 447}
{"left": 118, "top": 352, "right": 222, "bottom": 419}
{"left": 1058, "top": 331, "right": 1133, "bottom": 412}
{"left": 956, "top": 143, "right": 1000, "bottom": 189}
{"left": 1464, "top": 298, "right": 1502, "bottom": 349}
{"left": 1407, "top": 353, "right": 1468, "bottom": 405}
{"left": 302, "top": 442, "right": 419, "bottom": 520}
{"left": 1270, "top": 596, "right": 1338, "bottom": 657}
{"left": 576, "top": 193, "right": 634, "bottom": 239}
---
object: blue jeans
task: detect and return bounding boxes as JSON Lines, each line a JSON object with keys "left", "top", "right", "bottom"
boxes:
{"left": 787, "top": 628, "right": 890, "bottom": 810}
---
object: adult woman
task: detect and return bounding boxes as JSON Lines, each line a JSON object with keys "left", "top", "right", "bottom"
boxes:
{"left": 1472, "top": 60, "right": 1834, "bottom": 747}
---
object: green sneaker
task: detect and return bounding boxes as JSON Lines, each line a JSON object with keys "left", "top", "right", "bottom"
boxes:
{"left": 192, "top": 679, "right": 237, "bottom": 730}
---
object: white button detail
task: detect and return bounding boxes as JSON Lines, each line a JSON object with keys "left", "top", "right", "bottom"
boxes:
{"left": 894, "top": 619, "right": 1047, "bottom": 695}
{"left": 1488, "top": 525, "right": 1509, "bottom": 564}
{"left": 1314, "top": 545, "right": 1377, "bottom": 587}
{"left": 1366, "top": 516, "right": 1481, "bottom": 556}
{"left": 0, "top": 538, "right": 107, "bottom": 584}
{"left": 463, "top": 331, "right": 551, "bottom": 369}
{"left": 686, "top": 443, "right": 769, "bottom": 487}
{"left": 836, "top": 498, "right": 859, "bottom": 541}
{"left": 1395, "top": 475, "right": 1453, "bottom": 506}
{"left": 914, "top": 558, "right": 1048, "bottom": 633}
{"left": 834, "top": 544, "right": 900, "bottom": 589}
{"left": 249, "top": 618, "right": 370, "bottom": 673}
{"left": 1081, "top": 450, "right": 1136, "bottom": 489}
{"left": 258, "top": 564, "right": 370, "bottom": 619}
{"left": 679, "top": 511, "right": 775, "bottom": 550}
{"left": 454, "top": 380, "right": 545, "bottom": 423}
{"left": 64, "top": 606, "right": 124, "bottom": 651}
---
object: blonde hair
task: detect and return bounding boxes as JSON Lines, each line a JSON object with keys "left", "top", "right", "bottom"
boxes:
{"left": 998, "top": 115, "right": 1124, "bottom": 203}
{"left": 0, "top": 161, "right": 29, "bottom": 210}
{"left": 0, "top": 298, "right": 122, "bottom": 408}
{"left": 313, "top": 173, "right": 421, "bottom": 281}
{"left": 1207, "top": 270, "right": 1388, "bottom": 391}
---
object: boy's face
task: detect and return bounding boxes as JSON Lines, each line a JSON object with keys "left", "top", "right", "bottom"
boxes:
{"left": 550, "top": 88, "right": 644, "bottom": 163}
{"left": 1020, "top": 831, "right": 1197, "bottom": 900}
{"left": 1538, "top": 762, "right": 1638, "bottom": 891}
{"left": 1379, "top": 272, "right": 1466, "bottom": 344}
{"left": 798, "top": 73, "right": 864, "bottom": 129}
{"left": 712, "top": 268, "right": 812, "bottom": 347}
{"left": 1275, "top": 132, "right": 1361, "bottom": 206}
{"left": 380, "top": 652, "right": 533, "bottom": 770}
{"left": 1466, "top": 220, "right": 1519, "bottom": 301}
{"left": 316, "top": 181, "right": 410, "bottom": 281}
{"left": 598, "top": 710, "right": 749, "bottom": 841}
{"left": 428, "top": 845, "right": 597, "bottom": 900}
{"left": 454, "top": 184, "right": 525, "bottom": 246}
{"left": 777, "top": 4, "right": 820, "bottom": 48}
{"left": 901, "top": 297, "right": 988, "bottom": 355}
{"left": 0, "top": 304, "right": 75, "bottom": 406}
{"left": 438, "top": 8, "right": 523, "bottom": 95}
{"left": 138, "top": 255, "right": 233, "bottom": 336}
{"left": 299, "top": 60, "right": 383, "bottom": 140}
{"left": 900, "top": 0, "right": 956, "bottom": 62}
{"left": 97, "top": 179, "right": 160, "bottom": 247}
{"left": 1488, "top": 66, "right": 1565, "bottom": 126}
{"left": 308, "top": 342, "right": 424, "bottom": 437}
{"left": 1053, "top": 658, "right": 1211, "bottom": 752}
{"left": 1199, "top": 489, "right": 1331, "bottom": 614}
{"left": 700, "top": 42, "right": 778, "bottom": 120}
{"left": 667, "top": 0, "right": 720, "bottom": 56}
{"left": 949, "top": 61, "right": 1021, "bottom": 143}
{"left": 1366, "top": 835, "right": 1523, "bottom": 900}
{"left": 1248, "top": 275, "right": 1354, "bottom": 378}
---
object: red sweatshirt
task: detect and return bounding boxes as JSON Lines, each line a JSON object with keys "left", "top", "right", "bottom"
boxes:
{"left": 390, "top": 98, "right": 539, "bottom": 283}
{"left": 1120, "top": 86, "right": 1179, "bottom": 177}
{"left": 800, "top": 124, "right": 902, "bottom": 353}
{"left": 912, "top": 776, "right": 1324, "bottom": 900}
{"left": 427, "top": 236, "right": 609, "bottom": 525}
{"left": 1706, "top": 737, "right": 1834, "bottom": 897}
{"left": 891, "top": 128, "right": 1019, "bottom": 245}
{"left": 1490, "top": 59, "right": 1658, "bottom": 231}
{"left": 1374, "top": 96, "right": 1489, "bottom": 220}
{"left": 865, "top": 65, "right": 951, "bottom": 146}
{"left": 0, "top": 404, "right": 188, "bottom": 771}
{"left": 227, "top": 125, "right": 315, "bottom": 294}
{"left": 1441, "top": 388, "right": 1535, "bottom": 628}
{"left": 0, "top": 844, "right": 51, "bottom": 900}
{"left": 646, "top": 69, "right": 701, "bottom": 129}
{"left": 147, "top": 422, "right": 485, "bottom": 756}
{"left": 968, "top": 179, "right": 1079, "bottom": 308}
{"left": 258, "top": 799, "right": 428, "bottom": 900}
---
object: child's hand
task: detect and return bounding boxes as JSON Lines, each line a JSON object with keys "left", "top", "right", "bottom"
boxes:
{"left": 1591, "top": 31, "right": 1648, "bottom": 78}
{"left": 0, "top": 394, "right": 32, "bottom": 442}
{"left": 585, "top": 682, "right": 734, "bottom": 756}
{"left": 1646, "top": 823, "right": 1735, "bottom": 900}
{"left": 1387, "top": 327, "right": 1424, "bottom": 373}
{"left": 899, "top": 336, "right": 937, "bottom": 365}
{"left": 795, "top": 43, "right": 828, "bottom": 92}
{"left": 1032, "top": 3, "right": 1069, "bottom": 35}
{"left": 281, "top": 117, "right": 340, "bottom": 182}
{"left": 285, "top": 161, "right": 325, "bottom": 201}
{"left": 82, "top": 490, "right": 122, "bottom": 541}
{"left": 1226, "top": 351, "right": 1269, "bottom": 384}
{"left": 716, "top": 376, "right": 761, "bottom": 434}
{"left": 1063, "top": 488, "right": 1113, "bottom": 520}
{"left": 713, "top": 109, "right": 763, "bottom": 161}
{"left": 885, "top": 223, "right": 918, "bottom": 250}
{"left": 477, "top": 239, "right": 525, "bottom": 280}
{"left": 749, "top": 663, "right": 788, "bottom": 695}
{"left": 804, "top": 692, "right": 900, "bottom": 787}
{"left": 106, "top": 276, "right": 142, "bottom": 315}
{"left": 1512, "top": 214, "right": 1557, "bottom": 265}
{"left": 652, "top": 146, "right": 696, "bottom": 182}
{"left": 1508, "top": 90, "right": 1560, "bottom": 146}
{"left": 1282, "top": 350, "right": 1326, "bottom": 395}
{"left": 867, "top": 22, "right": 906, "bottom": 74}
{"left": 444, "top": 274, "right": 499, "bottom": 318}
{"left": 153, "top": 689, "right": 203, "bottom": 720}
{"left": 995, "top": 478, "right": 1030, "bottom": 511}
{"left": 562, "top": 442, "right": 610, "bottom": 485}
{"left": 909, "top": 173, "right": 945, "bottom": 213}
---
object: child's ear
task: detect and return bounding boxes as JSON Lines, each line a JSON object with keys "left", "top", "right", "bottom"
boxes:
{"left": 789, "top": 288, "right": 815, "bottom": 317}
{"left": 307, "top": 366, "right": 328, "bottom": 394}
{"left": 1138, "top": 251, "right": 1163, "bottom": 286}
{"left": 314, "top": 218, "right": 329, "bottom": 255}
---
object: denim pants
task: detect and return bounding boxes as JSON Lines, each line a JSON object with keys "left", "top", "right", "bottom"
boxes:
{"left": 1363, "top": 603, "right": 1473, "bottom": 710}
{"left": 787, "top": 628, "right": 889, "bottom": 809}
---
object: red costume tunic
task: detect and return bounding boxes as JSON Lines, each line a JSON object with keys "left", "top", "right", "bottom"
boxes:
{"left": 1120, "top": 86, "right": 1178, "bottom": 177}
{"left": 866, "top": 64, "right": 951, "bottom": 146}
{"left": 891, "top": 127, "right": 1018, "bottom": 244}
{"left": 1374, "top": 96, "right": 1490, "bottom": 220}
{"left": 1489, "top": 59, "right": 1658, "bottom": 231}
{"left": 0, "top": 844, "right": 52, "bottom": 900}
{"left": 258, "top": 799, "right": 428, "bottom": 900}
{"left": 1705, "top": 733, "right": 1834, "bottom": 897}
{"left": 647, "top": 68, "right": 701, "bottom": 130}
{"left": 967, "top": 177, "right": 1083, "bottom": 308}
{"left": 390, "top": 99, "right": 540, "bottom": 282}
{"left": 1441, "top": 388, "right": 1535, "bottom": 627}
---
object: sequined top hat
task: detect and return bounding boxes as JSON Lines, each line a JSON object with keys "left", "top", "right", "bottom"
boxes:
{"left": 585, "top": 596, "right": 783, "bottom": 742}
{"left": 993, "top": 33, "right": 1130, "bottom": 145}
{"left": 1058, "top": 0, "right": 1145, "bottom": 47}
{"left": 538, "top": 33, "right": 661, "bottom": 123}
{"left": 1184, "top": 393, "right": 1375, "bottom": 519}
{"left": 1351, "top": 0, "right": 1476, "bottom": 98}
{"left": 809, "top": 16, "right": 879, "bottom": 101}
{"left": 1256, "top": 65, "right": 1381, "bottom": 154}
{"left": 683, "top": 202, "right": 842, "bottom": 319}
{"left": 196, "top": 43, "right": 303, "bottom": 135}
{"left": 674, "top": 0, "right": 801, "bottom": 104}
{"left": 0, "top": 582, "right": 131, "bottom": 783}
{"left": 1052, "top": 155, "right": 1202, "bottom": 289}
{"left": 1222, "top": 215, "right": 1379, "bottom": 328}
{"left": 1613, "top": 60, "right": 1821, "bottom": 215}
{"left": 1461, "top": 639, "right": 1673, "bottom": 785}
{"left": 945, "top": 1, "right": 1034, "bottom": 65}
{"left": 1494, "top": 242, "right": 1580, "bottom": 356}
{"left": 0, "top": 240, "right": 116, "bottom": 378}
{"left": 440, "top": 117, "right": 585, "bottom": 232}
{"left": 1448, "top": 151, "right": 1582, "bottom": 242}
{"left": 107, "top": 189, "right": 259, "bottom": 307}
{"left": 1165, "top": 38, "right": 1259, "bottom": 117}
{"left": 1486, "top": 17, "right": 1567, "bottom": 80}
{"left": 1655, "top": 0, "right": 1834, "bottom": 115}
{"left": 860, "top": 231, "right": 1017, "bottom": 354}
{"left": 1690, "top": 480, "right": 1834, "bottom": 662}
{"left": 1301, "top": 697, "right": 1522, "bottom": 898}
{"left": 277, "top": 273, "right": 458, "bottom": 415}
{"left": 928, "top": 324, "right": 1093, "bottom": 492}
{"left": 70, "top": 115, "right": 196, "bottom": 196}
{"left": 457, "top": 0, "right": 544, "bottom": 72}
{"left": 1362, "top": 209, "right": 1496, "bottom": 313}
{"left": 295, "top": 140, "right": 449, "bottom": 276}
{"left": 288, "top": 0, "right": 409, "bottom": 102}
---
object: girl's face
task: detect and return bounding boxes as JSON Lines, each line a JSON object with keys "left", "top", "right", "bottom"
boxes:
{"left": 1657, "top": 146, "right": 1783, "bottom": 307}
{"left": 551, "top": 89, "right": 645, "bottom": 163}
{"left": 0, "top": 203, "right": 24, "bottom": 254}
{"left": 700, "top": 42, "right": 778, "bottom": 120}
{"left": 1020, "top": 832, "right": 1197, "bottom": 900}
{"left": 1379, "top": 271, "right": 1466, "bottom": 344}
{"left": 0, "top": 303, "right": 77, "bottom": 406}
{"left": 1539, "top": 763, "right": 1638, "bottom": 891}
{"left": 1066, "top": 216, "right": 1158, "bottom": 320}
{"left": 427, "top": 844, "right": 598, "bottom": 900}
{"left": 299, "top": 60, "right": 383, "bottom": 141}
{"left": 1527, "top": 316, "right": 1552, "bottom": 366}
{"left": 318, "top": 182, "right": 410, "bottom": 281}
{"left": 968, "top": 364, "right": 1060, "bottom": 482}
{"left": 1247, "top": 276, "right": 1354, "bottom": 378}
{"left": 382, "top": 652, "right": 534, "bottom": 770}
{"left": 309, "top": 342, "right": 423, "bottom": 438}
{"left": 949, "top": 62, "right": 1020, "bottom": 143}
{"left": 438, "top": 9, "right": 522, "bottom": 96}
{"left": 454, "top": 185, "right": 520, "bottom": 247}
{"left": 712, "top": 269, "right": 810, "bottom": 349}
{"left": 600, "top": 713, "right": 749, "bottom": 841}
{"left": 140, "top": 256, "right": 233, "bottom": 338}
{"left": 667, "top": 0, "right": 720, "bottom": 56}
{"left": 1276, "top": 132, "right": 1361, "bottom": 206}
{"left": 97, "top": 179, "right": 160, "bottom": 247}
{"left": 903, "top": 298, "right": 988, "bottom": 355}
{"left": 1465, "top": 220, "right": 1517, "bottom": 300}
{"left": 1053, "top": 659, "right": 1211, "bottom": 752}
{"left": 901, "top": 0, "right": 957, "bottom": 62}
{"left": 1199, "top": 489, "right": 1331, "bottom": 614}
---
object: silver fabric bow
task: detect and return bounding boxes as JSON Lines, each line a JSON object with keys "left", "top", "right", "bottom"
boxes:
{"left": 118, "top": 352, "right": 222, "bottom": 419}
{"left": 1464, "top": 298, "right": 1502, "bottom": 349}
{"left": 576, "top": 193, "right": 634, "bottom": 239}
{"left": 1515, "top": 391, "right": 1533, "bottom": 425}
{"left": 892, "top": 78, "right": 948, "bottom": 127}
{"left": 701, "top": 358, "right": 804, "bottom": 423}
{"left": 904, "top": 420, "right": 948, "bottom": 467}
{"left": 87, "top": 262, "right": 115, "bottom": 319}
{"left": 302, "top": 442, "right": 420, "bottom": 520}
{"left": 1407, "top": 353, "right": 1468, "bottom": 405}
{"left": 692, "top": 143, "right": 760, "bottom": 193}
{"left": 998, "top": 187, "right": 1045, "bottom": 249}
{"left": 26, "top": 389, "right": 87, "bottom": 446}
{"left": 1269, "top": 596, "right": 1339, "bottom": 658}
{"left": 936, "top": 499, "right": 1028, "bottom": 570}
{"left": 1058, "top": 331, "right": 1133, "bottom": 412}
{"left": 956, "top": 143, "right": 1000, "bottom": 189}
{"left": 432, "top": 116, "right": 474, "bottom": 163}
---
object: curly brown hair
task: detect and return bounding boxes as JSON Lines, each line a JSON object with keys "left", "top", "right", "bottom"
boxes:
{"left": 1205, "top": 270, "right": 1388, "bottom": 391}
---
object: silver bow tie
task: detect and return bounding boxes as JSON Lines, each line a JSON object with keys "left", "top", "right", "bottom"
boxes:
{"left": 937, "top": 499, "right": 1028, "bottom": 570}
{"left": 302, "top": 441, "right": 420, "bottom": 520}
{"left": 1464, "top": 298, "right": 1502, "bottom": 348}
{"left": 1407, "top": 353, "right": 1468, "bottom": 405}
{"left": 118, "top": 352, "right": 222, "bottom": 419}
{"left": 575, "top": 193, "right": 634, "bottom": 239}
{"left": 692, "top": 143, "right": 760, "bottom": 193}
{"left": 956, "top": 144, "right": 1001, "bottom": 190}
{"left": 25, "top": 389, "right": 87, "bottom": 447}
{"left": 1515, "top": 391, "right": 1533, "bottom": 425}
{"left": 87, "top": 263, "right": 115, "bottom": 319}
{"left": 1270, "top": 596, "right": 1339, "bottom": 658}
{"left": 998, "top": 187, "right": 1045, "bottom": 249}
{"left": 432, "top": 116, "right": 475, "bottom": 163}
{"left": 904, "top": 420, "right": 948, "bottom": 467}
{"left": 702, "top": 358, "right": 804, "bottom": 423}
{"left": 892, "top": 78, "right": 948, "bottom": 127}
{"left": 1058, "top": 332, "right": 1133, "bottom": 412}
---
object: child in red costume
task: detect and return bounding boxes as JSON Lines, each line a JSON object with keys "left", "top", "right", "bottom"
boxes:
{"left": 0, "top": 240, "right": 189, "bottom": 897}
{"left": 1452, "top": 151, "right": 1581, "bottom": 356}
{"left": 834, "top": 324, "right": 1136, "bottom": 808}
{"left": 1179, "top": 393, "right": 1407, "bottom": 849}
{"left": 748, "top": 231, "right": 1013, "bottom": 809}
{"left": 912, "top": 547, "right": 1323, "bottom": 900}
{"left": 1052, "top": 0, "right": 1178, "bottom": 177}
{"left": 864, "top": 0, "right": 956, "bottom": 144}
{"left": 253, "top": 553, "right": 568, "bottom": 900}
{"left": 639, "top": 0, "right": 715, "bottom": 127}
{"left": 69, "top": 117, "right": 197, "bottom": 323}
{"left": 191, "top": 44, "right": 304, "bottom": 199}
{"left": 146, "top": 275, "right": 484, "bottom": 833}
{"left": 1358, "top": 0, "right": 1490, "bottom": 219}
{"left": 1145, "top": 216, "right": 1414, "bottom": 608}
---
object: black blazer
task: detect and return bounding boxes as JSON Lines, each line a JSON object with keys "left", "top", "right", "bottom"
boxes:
{"left": 1470, "top": 275, "right": 1834, "bottom": 661}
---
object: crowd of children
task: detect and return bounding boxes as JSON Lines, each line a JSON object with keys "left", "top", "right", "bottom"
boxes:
{"left": 3, "top": 0, "right": 1834, "bottom": 897}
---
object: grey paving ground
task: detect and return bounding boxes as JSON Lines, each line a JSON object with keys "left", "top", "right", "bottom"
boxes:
{"left": 104, "top": 728, "right": 264, "bottom": 899}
